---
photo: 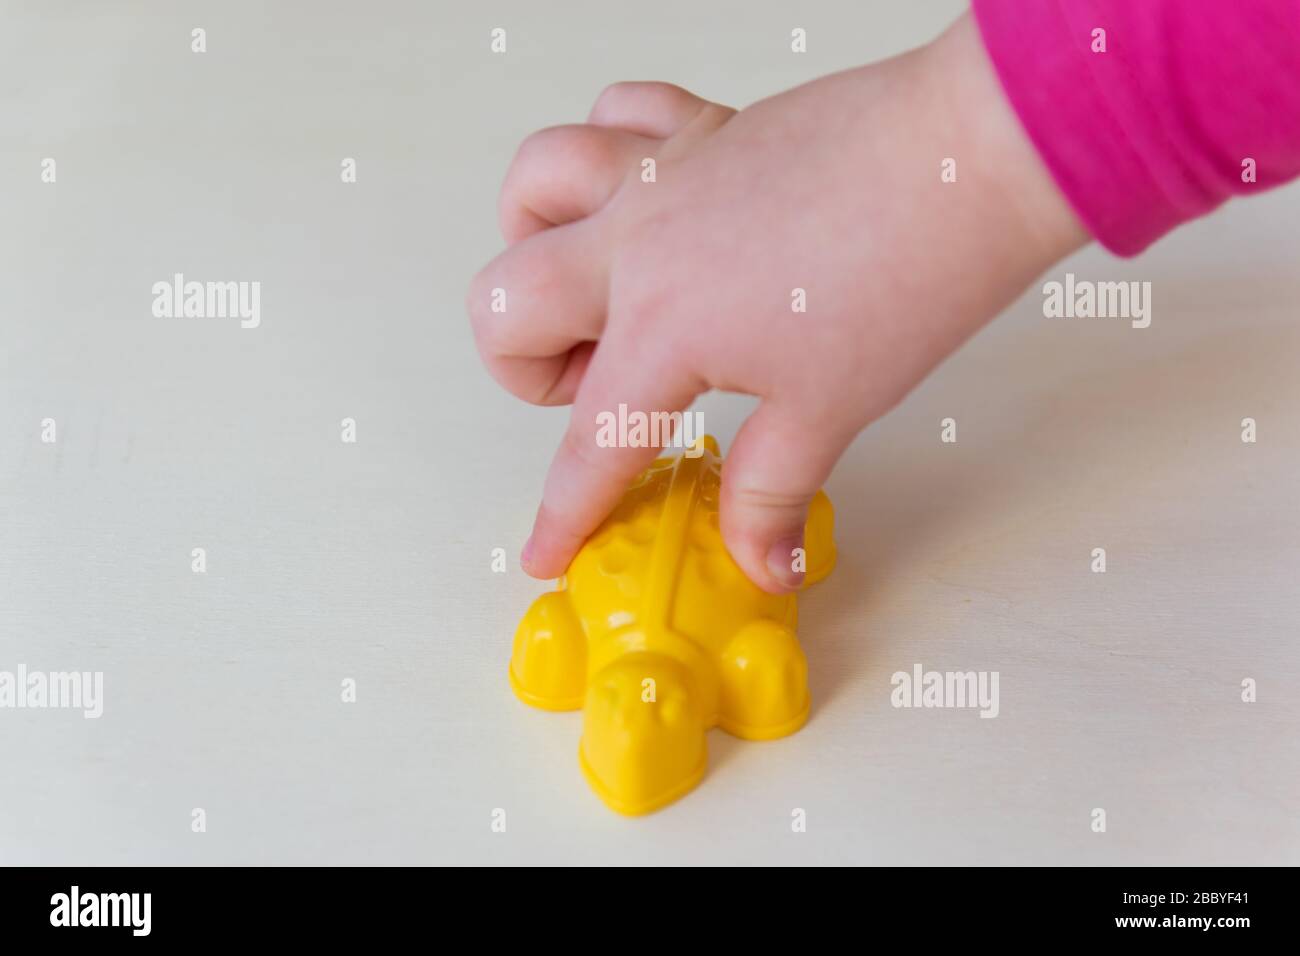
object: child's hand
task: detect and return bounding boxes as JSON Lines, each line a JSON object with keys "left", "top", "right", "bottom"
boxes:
{"left": 469, "top": 13, "right": 1088, "bottom": 593}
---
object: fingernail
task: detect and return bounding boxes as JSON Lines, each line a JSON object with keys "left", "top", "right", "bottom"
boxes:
{"left": 521, "top": 534, "right": 536, "bottom": 571}
{"left": 765, "top": 535, "right": 805, "bottom": 591}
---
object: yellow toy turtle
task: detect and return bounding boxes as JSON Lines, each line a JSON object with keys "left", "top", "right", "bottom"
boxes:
{"left": 508, "top": 435, "right": 835, "bottom": 815}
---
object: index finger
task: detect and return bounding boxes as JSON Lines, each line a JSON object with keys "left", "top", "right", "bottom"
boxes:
{"left": 521, "top": 334, "right": 704, "bottom": 578}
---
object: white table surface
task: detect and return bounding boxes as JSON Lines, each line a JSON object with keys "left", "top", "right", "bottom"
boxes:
{"left": 2, "top": 0, "right": 1297, "bottom": 865}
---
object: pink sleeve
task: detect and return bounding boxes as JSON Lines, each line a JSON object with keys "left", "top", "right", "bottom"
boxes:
{"left": 971, "top": 0, "right": 1300, "bottom": 256}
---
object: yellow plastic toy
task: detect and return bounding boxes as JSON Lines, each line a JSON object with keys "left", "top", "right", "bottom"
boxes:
{"left": 509, "top": 435, "right": 835, "bottom": 815}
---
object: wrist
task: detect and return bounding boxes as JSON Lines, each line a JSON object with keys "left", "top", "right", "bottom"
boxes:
{"left": 930, "top": 11, "right": 1090, "bottom": 270}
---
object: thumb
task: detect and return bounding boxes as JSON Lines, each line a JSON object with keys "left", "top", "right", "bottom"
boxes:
{"left": 721, "top": 403, "right": 851, "bottom": 593}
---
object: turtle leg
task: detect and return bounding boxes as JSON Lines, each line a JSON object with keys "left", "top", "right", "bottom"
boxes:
{"left": 717, "top": 620, "right": 810, "bottom": 740}
{"left": 579, "top": 652, "right": 707, "bottom": 815}
{"left": 508, "top": 591, "right": 587, "bottom": 710}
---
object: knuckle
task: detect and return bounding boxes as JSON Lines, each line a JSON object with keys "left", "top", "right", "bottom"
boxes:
{"left": 591, "top": 81, "right": 637, "bottom": 114}
{"left": 727, "top": 483, "right": 813, "bottom": 516}
{"left": 513, "top": 125, "right": 609, "bottom": 178}
{"left": 511, "top": 125, "right": 555, "bottom": 170}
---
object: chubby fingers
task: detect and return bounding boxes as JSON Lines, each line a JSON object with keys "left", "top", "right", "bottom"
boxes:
{"left": 467, "top": 217, "right": 612, "bottom": 405}
{"left": 475, "top": 120, "right": 661, "bottom": 406}
{"left": 472, "top": 83, "right": 729, "bottom": 408}
{"left": 521, "top": 332, "right": 704, "bottom": 579}
{"left": 498, "top": 123, "right": 658, "bottom": 244}
{"left": 498, "top": 82, "right": 725, "bottom": 245}
{"left": 587, "top": 81, "right": 720, "bottom": 137}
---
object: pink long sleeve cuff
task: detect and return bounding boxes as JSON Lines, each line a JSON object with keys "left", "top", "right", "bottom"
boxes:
{"left": 972, "top": 0, "right": 1300, "bottom": 256}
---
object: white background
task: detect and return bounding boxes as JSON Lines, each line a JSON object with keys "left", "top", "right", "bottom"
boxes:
{"left": 1, "top": 0, "right": 1296, "bottom": 864}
